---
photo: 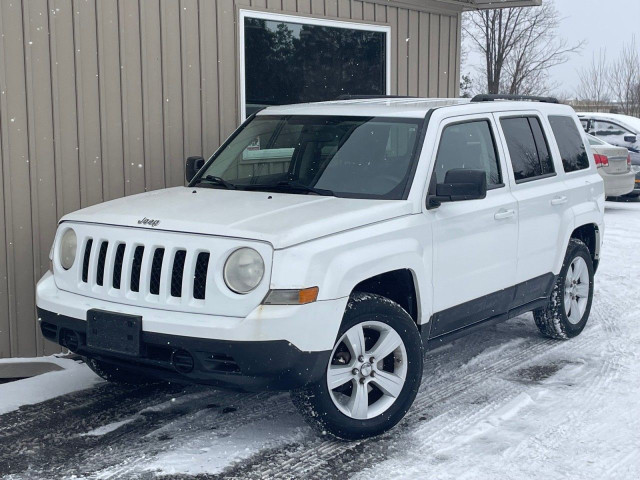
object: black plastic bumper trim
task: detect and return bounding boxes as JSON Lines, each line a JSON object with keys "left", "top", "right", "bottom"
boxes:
{"left": 37, "top": 307, "right": 330, "bottom": 392}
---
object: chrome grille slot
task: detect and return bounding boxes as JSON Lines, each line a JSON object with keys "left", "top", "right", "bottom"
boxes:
{"left": 96, "top": 241, "right": 109, "bottom": 286}
{"left": 193, "top": 252, "right": 210, "bottom": 300}
{"left": 112, "top": 244, "right": 126, "bottom": 289}
{"left": 150, "top": 248, "right": 165, "bottom": 295}
{"left": 130, "top": 246, "right": 145, "bottom": 293}
{"left": 82, "top": 239, "right": 93, "bottom": 283}
{"left": 171, "top": 250, "right": 187, "bottom": 298}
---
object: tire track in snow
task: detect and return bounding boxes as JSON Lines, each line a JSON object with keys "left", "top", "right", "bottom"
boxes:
{"left": 212, "top": 322, "right": 602, "bottom": 480}
{"left": 0, "top": 276, "right": 630, "bottom": 480}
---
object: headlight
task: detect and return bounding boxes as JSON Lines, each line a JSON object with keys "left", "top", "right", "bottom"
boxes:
{"left": 631, "top": 165, "right": 640, "bottom": 173}
{"left": 223, "top": 248, "right": 265, "bottom": 294}
{"left": 59, "top": 228, "right": 77, "bottom": 270}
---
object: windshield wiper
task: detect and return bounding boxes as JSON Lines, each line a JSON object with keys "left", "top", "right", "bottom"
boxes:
{"left": 195, "top": 175, "right": 237, "bottom": 190}
{"left": 242, "top": 181, "right": 335, "bottom": 197}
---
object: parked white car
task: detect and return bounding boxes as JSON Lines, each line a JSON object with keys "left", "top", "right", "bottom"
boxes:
{"left": 585, "top": 134, "right": 635, "bottom": 198}
{"left": 37, "top": 95, "right": 604, "bottom": 440}
{"left": 579, "top": 112, "right": 640, "bottom": 198}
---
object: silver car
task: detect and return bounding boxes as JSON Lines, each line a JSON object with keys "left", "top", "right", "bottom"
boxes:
{"left": 586, "top": 134, "right": 635, "bottom": 198}
{"left": 579, "top": 113, "right": 640, "bottom": 198}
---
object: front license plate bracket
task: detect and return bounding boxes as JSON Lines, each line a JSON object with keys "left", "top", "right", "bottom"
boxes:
{"left": 86, "top": 309, "right": 142, "bottom": 356}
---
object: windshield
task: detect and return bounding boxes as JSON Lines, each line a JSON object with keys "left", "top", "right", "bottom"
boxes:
{"left": 193, "top": 115, "right": 424, "bottom": 199}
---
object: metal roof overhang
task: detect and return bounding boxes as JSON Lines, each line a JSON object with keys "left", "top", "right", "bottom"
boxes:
{"left": 440, "top": 0, "right": 542, "bottom": 10}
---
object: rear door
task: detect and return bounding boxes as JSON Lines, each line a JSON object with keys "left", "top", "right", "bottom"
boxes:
{"left": 494, "top": 112, "right": 569, "bottom": 291}
{"left": 428, "top": 114, "right": 518, "bottom": 337}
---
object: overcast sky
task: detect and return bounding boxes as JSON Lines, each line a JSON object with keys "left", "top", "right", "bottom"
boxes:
{"left": 463, "top": 0, "right": 640, "bottom": 96}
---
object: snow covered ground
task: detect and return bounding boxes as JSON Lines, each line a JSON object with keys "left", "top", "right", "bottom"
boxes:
{"left": 1, "top": 200, "right": 639, "bottom": 479}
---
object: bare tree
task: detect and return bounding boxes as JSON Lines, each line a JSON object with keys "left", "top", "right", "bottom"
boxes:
{"left": 609, "top": 37, "right": 640, "bottom": 117}
{"left": 575, "top": 50, "right": 611, "bottom": 111}
{"left": 464, "top": 1, "right": 583, "bottom": 95}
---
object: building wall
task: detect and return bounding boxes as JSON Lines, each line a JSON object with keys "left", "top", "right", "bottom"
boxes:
{"left": 0, "top": 0, "right": 462, "bottom": 359}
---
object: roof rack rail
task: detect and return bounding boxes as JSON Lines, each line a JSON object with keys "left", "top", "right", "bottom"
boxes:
{"left": 335, "top": 94, "right": 417, "bottom": 100}
{"left": 471, "top": 94, "right": 559, "bottom": 104}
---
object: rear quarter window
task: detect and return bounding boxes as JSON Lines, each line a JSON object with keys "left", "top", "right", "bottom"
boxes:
{"left": 549, "top": 116, "right": 590, "bottom": 172}
{"left": 500, "top": 116, "right": 555, "bottom": 183}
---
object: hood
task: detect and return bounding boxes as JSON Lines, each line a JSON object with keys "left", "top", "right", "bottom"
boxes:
{"left": 61, "top": 187, "right": 415, "bottom": 249}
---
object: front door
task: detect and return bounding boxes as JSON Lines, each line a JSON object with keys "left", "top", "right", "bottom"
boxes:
{"left": 428, "top": 115, "right": 519, "bottom": 338}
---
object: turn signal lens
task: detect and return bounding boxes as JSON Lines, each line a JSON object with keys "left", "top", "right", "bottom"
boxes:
{"left": 262, "top": 287, "right": 319, "bottom": 305}
{"left": 628, "top": 153, "right": 632, "bottom": 166}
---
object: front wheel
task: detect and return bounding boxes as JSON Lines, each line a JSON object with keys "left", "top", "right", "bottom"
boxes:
{"left": 291, "top": 293, "right": 423, "bottom": 440}
{"left": 533, "top": 239, "right": 594, "bottom": 339}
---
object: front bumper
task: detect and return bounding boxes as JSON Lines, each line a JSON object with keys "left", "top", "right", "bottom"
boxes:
{"left": 38, "top": 307, "right": 330, "bottom": 391}
{"left": 36, "top": 272, "right": 346, "bottom": 390}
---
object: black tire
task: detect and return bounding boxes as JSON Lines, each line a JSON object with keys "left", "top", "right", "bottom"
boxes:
{"left": 86, "top": 358, "right": 158, "bottom": 385}
{"left": 291, "top": 292, "right": 423, "bottom": 440}
{"left": 533, "top": 239, "right": 594, "bottom": 340}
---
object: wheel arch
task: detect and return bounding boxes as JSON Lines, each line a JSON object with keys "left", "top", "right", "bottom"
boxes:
{"left": 569, "top": 223, "right": 601, "bottom": 272}
{"left": 351, "top": 269, "right": 420, "bottom": 326}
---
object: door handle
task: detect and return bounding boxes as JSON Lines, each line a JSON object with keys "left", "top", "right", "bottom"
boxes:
{"left": 494, "top": 209, "right": 516, "bottom": 220}
{"left": 551, "top": 196, "right": 568, "bottom": 206}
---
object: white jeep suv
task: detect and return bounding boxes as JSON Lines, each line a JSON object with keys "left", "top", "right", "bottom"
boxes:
{"left": 37, "top": 95, "right": 604, "bottom": 440}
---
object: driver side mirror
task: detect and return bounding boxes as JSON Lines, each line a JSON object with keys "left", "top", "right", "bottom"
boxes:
{"left": 624, "top": 135, "right": 637, "bottom": 143}
{"left": 427, "top": 169, "right": 487, "bottom": 210}
{"left": 186, "top": 156, "right": 205, "bottom": 183}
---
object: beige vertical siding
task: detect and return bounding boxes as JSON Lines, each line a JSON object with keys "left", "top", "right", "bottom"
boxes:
{"left": 0, "top": 0, "right": 461, "bottom": 358}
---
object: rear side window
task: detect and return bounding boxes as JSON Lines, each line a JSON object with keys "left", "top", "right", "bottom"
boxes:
{"left": 501, "top": 117, "right": 555, "bottom": 183}
{"left": 549, "top": 116, "right": 590, "bottom": 172}
{"left": 433, "top": 120, "right": 502, "bottom": 188}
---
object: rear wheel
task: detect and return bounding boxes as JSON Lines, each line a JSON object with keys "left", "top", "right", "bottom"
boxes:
{"left": 291, "top": 293, "right": 423, "bottom": 440}
{"left": 533, "top": 239, "right": 594, "bottom": 339}
{"left": 86, "top": 358, "right": 158, "bottom": 385}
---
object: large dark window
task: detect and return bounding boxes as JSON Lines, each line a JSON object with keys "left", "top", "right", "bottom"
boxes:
{"left": 501, "top": 117, "right": 555, "bottom": 183}
{"left": 195, "top": 115, "right": 423, "bottom": 200}
{"left": 434, "top": 120, "right": 503, "bottom": 189}
{"left": 549, "top": 116, "right": 590, "bottom": 172}
{"left": 243, "top": 15, "right": 387, "bottom": 117}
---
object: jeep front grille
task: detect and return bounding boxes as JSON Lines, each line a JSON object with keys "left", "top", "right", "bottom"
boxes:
{"left": 79, "top": 239, "right": 212, "bottom": 302}
{"left": 55, "top": 223, "right": 271, "bottom": 317}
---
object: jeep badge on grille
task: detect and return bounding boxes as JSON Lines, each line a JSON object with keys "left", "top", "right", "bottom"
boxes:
{"left": 138, "top": 217, "right": 160, "bottom": 227}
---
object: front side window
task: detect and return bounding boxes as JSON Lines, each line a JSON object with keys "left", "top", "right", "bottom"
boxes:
{"left": 195, "top": 115, "right": 423, "bottom": 200}
{"left": 433, "top": 120, "right": 502, "bottom": 188}
{"left": 242, "top": 13, "right": 388, "bottom": 118}
{"left": 549, "top": 116, "right": 590, "bottom": 172}
{"left": 501, "top": 116, "right": 555, "bottom": 183}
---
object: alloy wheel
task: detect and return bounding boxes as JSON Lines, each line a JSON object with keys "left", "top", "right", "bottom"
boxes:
{"left": 327, "top": 321, "right": 408, "bottom": 420}
{"left": 564, "top": 256, "right": 590, "bottom": 324}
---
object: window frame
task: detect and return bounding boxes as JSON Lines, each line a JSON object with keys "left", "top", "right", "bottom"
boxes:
{"left": 431, "top": 118, "right": 505, "bottom": 193}
{"left": 238, "top": 9, "right": 392, "bottom": 121}
{"left": 498, "top": 114, "right": 557, "bottom": 185}
{"left": 548, "top": 115, "right": 591, "bottom": 174}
